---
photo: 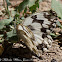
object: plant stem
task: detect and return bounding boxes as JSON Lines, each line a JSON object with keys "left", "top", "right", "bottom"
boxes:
{"left": 3, "top": 0, "right": 10, "bottom": 18}
{"left": 3, "top": 0, "right": 7, "bottom": 11}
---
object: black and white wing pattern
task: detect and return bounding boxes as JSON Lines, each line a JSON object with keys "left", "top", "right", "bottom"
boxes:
{"left": 17, "top": 12, "right": 58, "bottom": 57}
{"left": 23, "top": 12, "right": 58, "bottom": 51}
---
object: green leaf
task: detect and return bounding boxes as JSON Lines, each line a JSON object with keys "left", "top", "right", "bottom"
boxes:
{"left": 29, "top": 0, "right": 39, "bottom": 13}
{"left": 16, "top": 0, "right": 29, "bottom": 12}
{"left": 56, "top": 21, "right": 62, "bottom": 28}
{"left": 4, "top": 18, "right": 13, "bottom": 25}
{"left": 51, "top": 0, "right": 62, "bottom": 19}
{"left": 28, "top": 0, "right": 36, "bottom": 7}
{"left": 0, "top": 35, "right": 4, "bottom": 37}
{"left": 7, "top": 30, "right": 17, "bottom": 38}
{"left": 7, "top": 30, "right": 18, "bottom": 43}
{"left": 36, "top": 0, "right": 39, "bottom": 8}
{"left": 0, "top": 21, "right": 4, "bottom": 30}
{"left": 29, "top": 5, "right": 37, "bottom": 13}
{"left": 6, "top": 0, "right": 11, "bottom": 6}
{"left": 21, "top": 16, "right": 25, "bottom": 20}
{"left": 39, "top": 0, "right": 42, "bottom": 2}
{"left": 24, "top": 7, "right": 27, "bottom": 13}
{"left": 28, "top": 0, "right": 40, "bottom": 7}
{"left": 11, "top": 11, "right": 16, "bottom": 17}
{"left": 0, "top": 39, "right": 4, "bottom": 43}
{"left": 50, "top": 33, "right": 58, "bottom": 37}
{"left": 16, "top": 0, "right": 40, "bottom": 13}
{"left": 15, "top": 13, "right": 20, "bottom": 19}
{"left": 0, "top": 18, "right": 13, "bottom": 30}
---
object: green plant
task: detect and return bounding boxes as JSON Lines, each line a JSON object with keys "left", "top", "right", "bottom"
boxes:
{"left": 51, "top": 0, "right": 62, "bottom": 28}
{"left": 0, "top": 0, "right": 42, "bottom": 43}
{"left": 51, "top": 0, "right": 62, "bottom": 19}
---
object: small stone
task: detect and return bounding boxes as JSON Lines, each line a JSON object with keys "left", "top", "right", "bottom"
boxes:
{"left": 48, "top": 39, "right": 52, "bottom": 45}
{"left": 47, "top": 45, "right": 51, "bottom": 48}
{"left": 46, "top": 29, "right": 51, "bottom": 34}
{"left": 60, "top": 47, "right": 62, "bottom": 50}
{"left": 44, "top": 38, "right": 48, "bottom": 45}
{"left": 43, "top": 48, "right": 48, "bottom": 52}
{"left": 42, "top": 24, "right": 49, "bottom": 28}
{"left": 51, "top": 59, "right": 57, "bottom": 62}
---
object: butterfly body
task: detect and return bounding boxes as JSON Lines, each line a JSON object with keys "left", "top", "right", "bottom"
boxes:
{"left": 16, "top": 12, "right": 58, "bottom": 57}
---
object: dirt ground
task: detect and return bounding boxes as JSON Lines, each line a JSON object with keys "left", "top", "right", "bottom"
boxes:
{"left": 0, "top": 39, "right": 62, "bottom": 62}
{"left": 0, "top": 0, "right": 62, "bottom": 62}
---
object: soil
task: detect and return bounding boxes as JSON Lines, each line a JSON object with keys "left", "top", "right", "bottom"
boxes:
{"left": 0, "top": 39, "right": 62, "bottom": 62}
{"left": 0, "top": 0, "right": 62, "bottom": 62}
